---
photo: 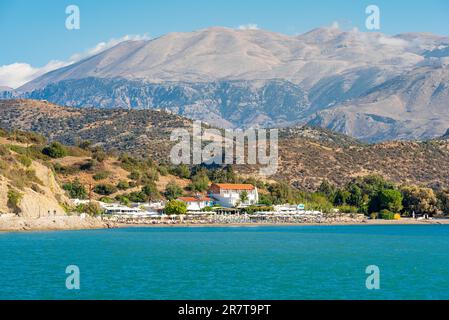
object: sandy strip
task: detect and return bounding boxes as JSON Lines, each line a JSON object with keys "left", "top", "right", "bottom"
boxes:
{"left": 0, "top": 215, "right": 115, "bottom": 232}
{"left": 1, "top": 216, "right": 448, "bottom": 232}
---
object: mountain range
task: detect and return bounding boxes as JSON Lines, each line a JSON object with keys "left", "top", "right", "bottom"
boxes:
{"left": 6, "top": 26, "right": 449, "bottom": 142}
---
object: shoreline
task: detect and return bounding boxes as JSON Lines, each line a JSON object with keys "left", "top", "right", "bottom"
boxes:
{"left": 0, "top": 215, "right": 115, "bottom": 233}
{"left": 115, "top": 218, "right": 449, "bottom": 228}
{"left": 2, "top": 216, "right": 449, "bottom": 233}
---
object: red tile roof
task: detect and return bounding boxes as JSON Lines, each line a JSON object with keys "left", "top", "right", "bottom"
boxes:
{"left": 213, "top": 183, "right": 255, "bottom": 191}
{"left": 178, "top": 197, "right": 212, "bottom": 203}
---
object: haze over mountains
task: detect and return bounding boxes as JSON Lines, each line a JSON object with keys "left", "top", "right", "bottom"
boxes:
{"left": 8, "top": 26, "right": 449, "bottom": 142}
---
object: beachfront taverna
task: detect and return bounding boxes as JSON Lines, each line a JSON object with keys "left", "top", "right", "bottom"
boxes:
{"left": 208, "top": 183, "right": 258, "bottom": 208}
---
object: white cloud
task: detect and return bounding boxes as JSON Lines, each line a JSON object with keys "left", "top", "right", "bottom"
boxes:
{"left": 0, "top": 60, "right": 67, "bottom": 89}
{"left": 237, "top": 24, "right": 259, "bottom": 30}
{"left": 69, "top": 34, "right": 149, "bottom": 62}
{"left": 377, "top": 35, "right": 409, "bottom": 48}
{"left": 0, "top": 34, "right": 149, "bottom": 89}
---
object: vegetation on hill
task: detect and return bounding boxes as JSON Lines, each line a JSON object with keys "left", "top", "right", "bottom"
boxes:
{"left": 1, "top": 99, "right": 448, "bottom": 192}
{"left": 0, "top": 100, "right": 448, "bottom": 218}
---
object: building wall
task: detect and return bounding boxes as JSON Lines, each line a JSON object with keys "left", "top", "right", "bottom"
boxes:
{"left": 210, "top": 188, "right": 258, "bottom": 208}
{"left": 185, "top": 201, "right": 213, "bottom": 211}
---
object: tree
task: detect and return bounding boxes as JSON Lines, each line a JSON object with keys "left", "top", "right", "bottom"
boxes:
{"left": 188, "top": 171, "right": 210, "bottom": 192}
{"left": 268, "top": 182, "right": 293, "bottom": 204}
{"left": 333, "top": 189, "right": 350, "bottom": 206}
{"left": 142, "top": 182, "right": 160, "bottom": 201}
{"left": 164, "top": 180, "right": 184, "bottom": 200}
{"left": 317, "top": 180, "right": 335, "bottom": 199}
{"left": 172, "top": 164, "right": 190, "bottom": 179}
{"left": 63, "top": 179, "right": 87, "bottom": 199}
{"left": 83, "top": 202, "right": 103, "bottom": 216}
{"left": 350, "top": 175, "right": 394, "bottom": 199}
{"left": 376, "top": 189, "right": 403, "bottom": 213}
{"left": 240, "top": 191, "right": 249, "bottom": 204}
{"left": 164, "top": 200, "right": 187, "bottom": 215}
{"left": 437, "top": 190, "right": 449, "bottom": 215}
{"left": 308, "top": 193, "right": 334, "bottom": 213}
{"left": 401, "top": 186, "right": 438, "bottom": 215}
{"left": 42, "top": 142, "right": 67, "bottom": 158}
{"left": 347, "top": 184, "right": 363, "bottom": 207}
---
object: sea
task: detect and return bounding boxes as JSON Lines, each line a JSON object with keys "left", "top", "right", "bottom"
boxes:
{"left": 0, "top": 225, "right": 448, "bottom": 300}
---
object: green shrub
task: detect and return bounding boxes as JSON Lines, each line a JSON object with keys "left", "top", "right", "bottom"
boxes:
{"left": 164, "top": 181, "right": 184, "bottom": 200}
{"left": 93, "top": 170, "right": 111, "bottom": 181}
{"left": 170, "top": 164, "right": 191, "bottom": 179}
{"left": 53, "top": 162, "right": 80, "bottom": 175}
{"left": 187, "top": 172, "right": 210, "bottom": 192}
{"left": 158, "top": 165, "right": 169, "bottom": 176}
{"left": 77, "top": 140, "right": 92, "bottom": 150}
{"left": 138, "top": 168, "right": 159, "bottom": 184}
{"left": 338, "top": 205, "right": 359, "bottom": 213}
{"left": 117, "top": 180, "right": 130, "bottom": 190}
{"left": 127, "top": 191, "right": 147, "bottom": 203}
{"left": 8, "top": 144, "right": 27, "bottom": 155}
{"left": 18, "top": 154, "right": 32, "bottom": 167}
{"left": 379, "top": 209, "right": 395, "bottom": 220}
{"left": 142, "top": 182, "right": 160, "bottom": 201}
{"left": 0, "top": 128, "right": 7, "bottom": 137}
{"left": 7, "top": 189, "right": 23, "bottom": 213}
{"left": 128, "top": 171, "right": 140, "bottom": 181}
{"left": 63, "top": 180, "right": 88, "bottom": 199}
{"left": 83, "top": 202, "right": 103, "bottom": 217}
{"left": 0, "top": 145, "right": 10, "bottom": 156}
{"left": 42, "top": 142, "right": 67, "bottom": 158}
{"left": 92, "top": 150, "right": 107, "bottom": 163}
{"left": 99, "top": 197, "right": 114, "bottom": 203}
{"left": 241, "top": 205, "right": 274, "bottom": 214}
{"left": 115, "top": 195, "right": 131, "bottom": 206}
{"left": 258, "top": 194, "right": 273, "bottom": 206}
{"left": 66, "top": 146, "right": 90, "bottom": 157}
{"left": 79, "top": 159, "right": 96, "bottom": 171}
{"left": 93, "top": 184, "right": 117, "bottom": 196}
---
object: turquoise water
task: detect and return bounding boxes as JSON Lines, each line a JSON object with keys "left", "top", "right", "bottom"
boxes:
{"left": 0, "top": 225, "right": 448, "bottom": 300}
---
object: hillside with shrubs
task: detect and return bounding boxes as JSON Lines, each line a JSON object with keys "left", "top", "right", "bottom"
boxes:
{"left": 0, "top": 127, "right": 448, "bottom": 219}
{"left": 0, "top": 99, "right": 448, "bottom": 217}
{"left": 1, "top": 99, "right": 448, "bottom": 191}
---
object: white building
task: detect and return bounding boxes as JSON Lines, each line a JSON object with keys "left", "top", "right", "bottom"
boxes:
{"left": 208, "top": 184, "right": 258, "bottom": 208}
{"left": 178, "top": 196, "right": 214, "bottom": 211}
{"left": 100, "top": 203, "right": 145, "bottom": 216}
{"left": 274, "top": 204, "right": 305, "bottom": 213}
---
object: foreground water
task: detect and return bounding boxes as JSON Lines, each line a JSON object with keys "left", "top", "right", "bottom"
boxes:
{"left": 0, "top": 225, "right": 448, "bottom": 300}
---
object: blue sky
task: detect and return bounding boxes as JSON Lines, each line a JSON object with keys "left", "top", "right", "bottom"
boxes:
{"left": 0, "top": 0, "right": 448, "bottom": 87}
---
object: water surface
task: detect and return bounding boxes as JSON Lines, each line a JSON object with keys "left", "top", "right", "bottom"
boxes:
{"left": 0, "top": 225, "right": 448, "bottom": 299}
